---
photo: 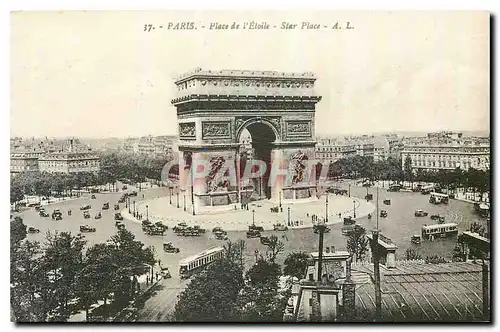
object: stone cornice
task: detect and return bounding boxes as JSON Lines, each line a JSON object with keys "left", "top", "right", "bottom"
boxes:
{"left": 175, "top": 69, "right": 317, "bottom": 84}
{"left": 171, "top": 94, "right": 322, "bottom": 105}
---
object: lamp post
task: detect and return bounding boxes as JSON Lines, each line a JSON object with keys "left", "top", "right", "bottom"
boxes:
{"left": 146, "top": 205, "right": 149, "bottom": 221}
{"left": 133, "top": 200, "right": 136, "bottom": 216}
{"left": 169, "top": 187, "right": 172, "bottom": 205}
{"left": 177, "top": 190, "right": 180, "bottom": 208}
{"left": 279, "top": 191, "right": 282, "bottom": 212}
{"left": 254, "top": 249, "right": 259, "bottom": 263}
{"left": 183, "top": 192, "right": 187, "bottom": 212}
{"left": 125, "top": 197, "right": 128, "bottom": 208}
{"left": 325, "top": 193, "right": 329, "bottom": 222}
{"left": 252, "top": 209, "right": 255, "bottom": 226}
{"left": 314, "top": 216, "right": 328, "bottom": 283}
{"left": 348, "top": 183, "right": 351, "bottom": 197}
{"left": 128, "top": 197, "right": 131, "bottom": 214}
{"left": 353, "top": 200, "right": 356, "bottom": 218}
{"left": 287, "top": 206, "right": 291, "bottom": 226}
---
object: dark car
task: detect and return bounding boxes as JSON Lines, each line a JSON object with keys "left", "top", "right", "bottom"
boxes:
{"left": 383, "top": 199, "right": 391, "bottom": 205}
{"left": 343, "top": 216, "right": 356, "bottom": 225}
{"left": 83, "top": 211, "right": 91, "bottom": 219}
{"left": 114, "top": 204, "right": 120, "bottom": 211}
{"left": 260, "top": 236, "right": 272, "bottom": 245}
{"left": 114, "top": 213, "right": 123, "bottom": 221}
{"left": 80, "top": 205, "right": 91, "bottom": 211}
{"left": 129, "top": 191, "right": 138, "bottom": 197}
{"left": 91, "top": 194, "right": 96, "bottom": 199}
{"left": 40, "top": 211, "right": 50, "bottom": 218}
{"left": 249, "top": 224, "right": 264, "bottom": 232}
{"left": 28, "top": 227, "right": 40, "bottom": 234}
{"left": 102, "top": 203, "right": 109, "bottom": 210}
{"left": 246, "top": 229, "right": 261, "bottom": 238}
{"left": 80, "top": 225, "right": 96, "bottom": 233}
{"left": 163, "top": 242, "right": 180, "bottom": 253}
{"left": 380, "top": 210, "right": 388, "bottom": 218}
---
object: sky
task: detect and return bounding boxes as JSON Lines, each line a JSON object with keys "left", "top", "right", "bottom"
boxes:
{"left": 10, "top": 10, "right": 490, "bottom": 138}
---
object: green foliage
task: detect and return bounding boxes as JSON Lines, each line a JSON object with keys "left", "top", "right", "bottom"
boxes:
{"left": 262, "top": 235, "right": 285, "bottom": 263}
{"left": 405, "top": 249, "right": 422, "bottom": 260}
{"left": 174, "top": 256, "right": 244, "bottom": 322}
{"left": 283, "top": 252, "right": 310, "bottom": 279}
{"left": 346, "top": 225, "right": 369, "bottom": 262}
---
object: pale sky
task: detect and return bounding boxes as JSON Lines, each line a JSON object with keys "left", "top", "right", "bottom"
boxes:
{"left": 10, "top": 11, "right": 490, "bottom": 138}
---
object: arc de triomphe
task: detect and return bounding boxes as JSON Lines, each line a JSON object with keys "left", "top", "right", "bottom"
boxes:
{"left": 171, "top": 68, "right": 322, "bottom": 214}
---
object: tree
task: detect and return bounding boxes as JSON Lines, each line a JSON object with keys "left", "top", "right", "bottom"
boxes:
{"left": 262, "top": 235, "right": 285, "bottom": 263}
{"left": 174, "top": 255, "right": 244, "bottom": 321}
{"left": 41, "top": 231, "right": 87, "bottom": 321}
{"left": 346, "top": 225, "right": 369, "bottom": 262}
{"left": 403, "top": 155, "right": 413, "bottom": 186}
{"left": 405, "top": 249, "right": 422, "bottom": 260}
{"left": 283, "top": 252, "right": 310, "bottom": 279}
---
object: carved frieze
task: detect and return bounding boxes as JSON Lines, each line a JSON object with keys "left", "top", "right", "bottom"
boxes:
{"left": 179, "top": 122, "right": 196, "bottom": 139}
{"left": 202, "top": 121, "right": 231, "bottom": 139}
{"left": 285, "top": 121, "right": 312, "bottom": 137}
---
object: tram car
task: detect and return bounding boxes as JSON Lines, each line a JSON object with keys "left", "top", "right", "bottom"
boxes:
{"left": 421, "top": 223, "right": 458, "bottom": 240}
{"left": 179, "top": 247, "right": 225, "bottom": 279}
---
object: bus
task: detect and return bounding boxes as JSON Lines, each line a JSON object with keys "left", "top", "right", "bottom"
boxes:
{"left": 421, "top": 223, "right": 458, "bottom": 239}
{"left": 429, "top": 192, "right": 449, "bottom": 204}
{"left": 421, "top": 184, "right": 435, "bottom": 195}
{"left": 179, "top": 247, "right": 225, "bottom": 279}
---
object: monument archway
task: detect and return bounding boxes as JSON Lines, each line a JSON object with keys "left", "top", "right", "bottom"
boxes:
{"left": 172, "top": 68, "right": 322, "bottom": 214}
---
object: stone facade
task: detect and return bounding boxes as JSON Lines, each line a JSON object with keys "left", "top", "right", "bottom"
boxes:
{"left": 171, "top": 69, "right": 322, "bottom": 213}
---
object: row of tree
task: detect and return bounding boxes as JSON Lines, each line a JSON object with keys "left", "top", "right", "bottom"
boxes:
{"left": 10, "top": 152, "right": 173, "bottom": 204}
{"left": 11, "top": 217, "right": 156, "bottom": 322}
{"left": 320, "top": 155, "right": 490, "bottom": 197}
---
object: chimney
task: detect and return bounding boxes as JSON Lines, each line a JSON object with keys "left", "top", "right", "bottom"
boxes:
{"left": 341, "top": 257, "right": 356, "bottom": 321}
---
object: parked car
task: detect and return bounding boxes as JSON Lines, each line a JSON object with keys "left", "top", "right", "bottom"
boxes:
{"left": 430, "top": 214, "right": 442, "bottom": 220}
{"left": 52, "top": 210, "right": 63, "bottom": 220}
{"left": 411, "top": 235, "right": 422, "bottom": 245}
{"left": 163, "top": 242, "right": 180, "bottom": 253}
{"left": 91, "top": 194, "right": 96, "bottom": 199}
{"left": 260, "top": 236, "right": 272, "bottom": 245}
{"left": 365, "top": 194, "right": 373, "bottom": 201}
{"left": 95, "top": 212, "right": 102, "bottom": 219}
{"left": 160, "top": 267, "right": 172, "bottom": 279}
{"left": 193, "top": 225, "right": 205, "bottom": 233}
{"left": 214, "top": 231, "right": 228, "bottom": 240}
{"left": 80, "top": 205, "right": 91, "bottom": 211}
{"left": 28, "top": 227, "right": 40, "bottom": 234}
{"left": 114, "top": 204, "right": 120, "bottom": 211}
{"left": 40, "top": 211, "right": 50, "bottom": 218}
{"left": 118, "top": 196, "right": 126, "bottom": 203}
{"left": 343, "top": 216, "right": 356, "bottom": 225}
{"left": 114, "top": 213, "right": 123, "bottom": 220}
{"left": 273, "top": 223, "right": 288, "bottom": 231}
{"left": 246, "top": 229, "right": 261, "bottom": 238}
{"left": 80, "top": 225, "right": 96, "bottom": 233}
{"left": 212, "top": 227, "right": 227, "bottom": 235}
{"left": 380, "top": 210, "right": 388, "bottom": 218}
{"left": 129, "top": 191, "right": 138, "bottom": 197}
{"left": 146, "top": 226, "right": 165, "bottom": 236}
{"left": 383, "top": 199, "right": 391, "bottom": 205}
{"left": 115, "top": 221, "right": 125, "bottom": 229}
{"left": 122, "top": 185, "right": 128, "bottom": 190}
{"left": 249, "top": 224, "right": 264, "bottom": 232}
{"left": 414, "top": 209, "right": 428, "bottom": 217}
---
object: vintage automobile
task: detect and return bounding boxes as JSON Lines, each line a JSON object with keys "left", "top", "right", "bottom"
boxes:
{"left": 129, "top": 191, "right": 138, "bottom": 197}
{"left": 40, "top": 211, "right": 50, "bottom": 218}
{"left": 380, "top": 210, "right": 388, "bottom": 218}
{"left": 34, "top": 204, "right": 42, "bottom": 211}
{"left": 122, "top": 185, "right": 128, "bottom": 190}
{"left": 365, "top": 194, "right": 373, "bottom": 201}
{"left": 313, "top": 224, "right": 331, "bottom": 234}
{"left": 115, "top": 221, "right": 125, "bottom": 229}
{"left": 411, "top": 235, "right": 422, "bottom": 245}
{"left": 430, "top": 214, "right": 442, "bottom": 220}
{"left": 118, "top": 196, "right": 126, "bottom": 203}
{"left": 114, "top": 204, "right": 120, "bottom": 211}
{"left": 383, "top": 199, "right": 391, "bottom": 205}
{"left": 28, "top": 226, "right": 40, "bottom": 234}
{"left": 343, "top": 216, "right": 356, "bottom": 225}
{"left": 114, "top": 213, "right": 123, "bottom": 221}
{"left": 249, "top": 224, "right": 264, "bottom": 232}
{"left": 246, "top": 229, "right": 261, "bottom": 238}
{"left": 193, "top": 225, "right": 205, "bottom": 233}
{"left": 80, "top": 225, "right": 96, "bottom": 233}
{"left": 260, "top": 236, "right": 272, "bottom": 245}
{"left": 387, "top": 184, "right": 402, "bottom": 192}
{"left": 91, "top": 194, "right": 96, "bottom": 199}
{"left": 83, "top": 211, "right": 91, "bottom": 219}
{"left": 163, "top": 242, "right": 180, "bottom": 253}
{"left": 179, "top": 227, "right": 201, "bottom": 237}
{"left": 214, "top": 231, "right": 228, "bottom": 240}
{"left": 273, "top": 223, "right": 288, "bottom": 231}
{"left": 52, "top": 210, "right": 63, "bottom": 220}
{"left": 146, "top": 226, "right": 166, "bottom": 236}
{"left": 102, "top": 202, "right": 109, "bottom": 210}
{"left": 95, "top": 212, "right": 102, "bottom": 219}
{"left": 160, "top": 267, "right": 172, "bottom": 278}
{"left": 436, "top": 217, "right": 446, "bottom": 224}
{"left": 415, "top": 209, "right": 428, "bottom": 217}
{"left": 212, "top": 227, "right": 227, "bottom": 235}
{"left": 362, "top": 182, "right": 372, "bottom": 187}
{"left": 154, "top": 221, "right": 168, "bottom": 229}
{"left": 80, "top": 205, "right": 91, "bottom": 211}
{"left": 174, "top": 223, "right": 188, "bottom": 233}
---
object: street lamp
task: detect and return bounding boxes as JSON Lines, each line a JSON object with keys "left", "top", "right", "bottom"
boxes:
{"left": 128, "top": 197, "right": 131, "bottom": 214}
{"left": 279, "top": 191, "right": 282, "bottom": 212}
{"left": 314, "top": 215, "right": 328, "bottom": 283}
{"left": 146, "top": 205, "right": 149, "bottom": 221}
{"left": 287, "top": 206, "right": 291, "bottom": 226}
{"left": 348, "top": 184, "right": 351, "bottom": 197}
{"left": 254, "top": 249, "right": 259, "bottom": 262}
{"left": 177, "top": 190, "right": 180, "bottom": 208}
{"left": 353, "top": 200, "right": 356, "bottom": 218}
{"left": 169, "top": 187, "right": 172, "bottom": 205}
{"left": 252, "top": 209, "right": 255, "bottom": 226}
{"left": 133, "top": 200, "right": 136, "bottom": 216}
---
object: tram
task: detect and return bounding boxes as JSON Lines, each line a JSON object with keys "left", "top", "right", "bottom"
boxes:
{"left": 421, "top": 223, "right": 458, "bottom": 240}
{"left": 429, "top": 192, "right": 449, "bottom": 204}
{"left": 179, "top": 247, "right": 225, "bottom": 279}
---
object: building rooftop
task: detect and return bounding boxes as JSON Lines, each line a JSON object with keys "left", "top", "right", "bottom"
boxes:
{"left": 350, "top": 261, "right": 487, "bottom": 322}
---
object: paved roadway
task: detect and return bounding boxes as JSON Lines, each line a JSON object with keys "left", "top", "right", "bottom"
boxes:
{"left": 18, "top": 180, "right": 487, "bottom": 321}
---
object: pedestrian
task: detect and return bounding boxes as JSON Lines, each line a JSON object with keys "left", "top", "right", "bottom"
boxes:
{"left": 338, "top": 213, "right": 341, "bottom": 219}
